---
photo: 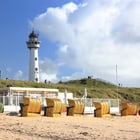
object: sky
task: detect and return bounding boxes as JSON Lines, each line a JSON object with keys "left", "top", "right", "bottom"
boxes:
{"left": 1, "top": 0, "right": 140, "bottom": 87}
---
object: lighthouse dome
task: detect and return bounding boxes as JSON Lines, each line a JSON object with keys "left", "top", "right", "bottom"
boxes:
{"left": 29, "top": 30, "right": 38, "bottom": 38}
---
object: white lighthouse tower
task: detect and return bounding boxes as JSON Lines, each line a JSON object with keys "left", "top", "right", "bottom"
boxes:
{"left": 26, "top": 30, "right": 40, "bottom": 82}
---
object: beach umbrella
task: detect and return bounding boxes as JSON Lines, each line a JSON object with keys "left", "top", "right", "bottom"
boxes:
{"left": 64, "top": 89, "right": 67, "bottom": 104}
{"left": 83, "top": 88, "right": 87, "bottom": 98}
{"left": 64, "top": 89, "right": 67, "bottom": 97}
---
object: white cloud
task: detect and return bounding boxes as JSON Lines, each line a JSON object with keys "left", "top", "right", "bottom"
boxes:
{"left": 31, "top": 0, "right": 140, "bottom": 87}
{"left": 14, "top": 70, "right": 23, "bottom": 80}
{"left": 39, "top": 58, "right": 58, "bottom": 82}
{"left": 111, "top": 0, "right": 140, "bottom": 44}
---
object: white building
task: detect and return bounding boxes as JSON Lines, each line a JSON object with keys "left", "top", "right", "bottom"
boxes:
{"left": 26, "top": 30, "right": 40, "bottom": 82}
{"left": 0, "top": 87, "right": 73, "bottom": 111}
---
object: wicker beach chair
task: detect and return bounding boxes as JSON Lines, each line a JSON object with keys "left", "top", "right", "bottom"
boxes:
{"left": 67, "top": 99, "right": 84, "bottom": 116}
{"left": 121, "top": 103, "right": 137, "bottom": 116}
{"left": 45, "top": 98, "right": 62, "bottom": 117}
{"left": 93, "top": 102, "right": 111, "bottom": 117}
{"left": 20, "top": 97, "right": 42, "bottom": 117}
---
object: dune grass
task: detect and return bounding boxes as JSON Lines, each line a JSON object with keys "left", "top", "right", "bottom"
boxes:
{"left": 0, "top": 78, "right": 140, "bottom": 105}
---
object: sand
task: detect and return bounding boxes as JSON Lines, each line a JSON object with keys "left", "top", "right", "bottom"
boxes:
{"left": 0, "top": 112, "right": 139, "bottom": 140}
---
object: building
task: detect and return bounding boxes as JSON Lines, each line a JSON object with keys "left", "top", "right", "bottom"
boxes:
{"left": 0, "top": 87, "right": 73, "bottom": 111}
{"left": 26, "top": 30, "right": 40, "bottom": 82}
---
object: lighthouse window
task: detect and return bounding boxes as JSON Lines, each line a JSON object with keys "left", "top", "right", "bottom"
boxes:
{"left": 35, "top": 68, "right": 38, "bottom": 71}
{"left": 35, "top": 78, "right": 38, "bottom": 82}
{"left": 35, "top": 57, "right": 37, "bottom": 61}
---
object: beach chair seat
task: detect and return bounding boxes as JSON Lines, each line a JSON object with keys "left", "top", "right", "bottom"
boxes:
{"left": 45, "top": 98, "right": 62, "bottom": 117}
{"left": 121, "top": 103, "right": 137, "bottom": 116}
{"left": 61, "top": 103, "right": 66, "bottom": 112}
{"left": 20, "top": 97, "right": 42, "bottom": 117}
{"left": 67, "top": 99, "right": 84, "bottom": 116}
{"left": 93, "top": 102, "right": 111, "bottom": 117}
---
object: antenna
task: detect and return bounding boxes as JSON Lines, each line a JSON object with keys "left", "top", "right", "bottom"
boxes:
{"left": 116, "top": 65, "right": 118, "bottom": 98}
{"left": 32, "top": 27, "right": 34, "bottom": 31}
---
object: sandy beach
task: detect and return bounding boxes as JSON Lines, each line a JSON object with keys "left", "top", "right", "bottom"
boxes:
{"left": 0, "top": 112, "right": 139, "bottom": 140}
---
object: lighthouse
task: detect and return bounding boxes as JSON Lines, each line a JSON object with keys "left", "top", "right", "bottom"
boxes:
{"left": 26, "top": 30, "right": 40, "bottom": 82}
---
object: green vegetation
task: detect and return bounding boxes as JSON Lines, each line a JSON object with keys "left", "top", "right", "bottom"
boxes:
{"left": 0, "top": 78, "right": 140, "bottom": 104}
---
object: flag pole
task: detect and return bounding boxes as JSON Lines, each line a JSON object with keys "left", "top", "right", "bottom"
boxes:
{"left": 116, "top": 65, "right": 118, "bottom": 98}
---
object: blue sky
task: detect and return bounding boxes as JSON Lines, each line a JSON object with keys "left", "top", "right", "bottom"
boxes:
{"left": 1, "top": 0, "right": 140, "bottom": 87}
{"left": 0, "top": 0, "right": 80, "bottom": 80}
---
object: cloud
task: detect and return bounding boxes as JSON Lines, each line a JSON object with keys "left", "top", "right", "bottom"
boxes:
{"left": 14, "top": 70, "right": 23, "bottom": 80}
{"left": 31, "top": 0, "right": 140, "bottom": 87}
{"left": 39, "top": 58, "right": 58, "bottom": 82}
{"left": 111, "top": 0, "right": 140, "bottom": 44}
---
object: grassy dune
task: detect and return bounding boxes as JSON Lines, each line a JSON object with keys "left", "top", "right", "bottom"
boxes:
{"left": 0, "top": 78, "right": 140, "bottom": 104}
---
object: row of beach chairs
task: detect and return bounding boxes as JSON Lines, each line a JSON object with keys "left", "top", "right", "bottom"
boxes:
{"left": 19, "top": 97, "right": 139, "bottom": 117}
{"left": 19, "top": 97, "right": 84, "bottom": 117}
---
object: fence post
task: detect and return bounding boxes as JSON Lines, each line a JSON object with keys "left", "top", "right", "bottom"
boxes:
{"left": 3, "top": 96, "right": 5, "bottom": 105}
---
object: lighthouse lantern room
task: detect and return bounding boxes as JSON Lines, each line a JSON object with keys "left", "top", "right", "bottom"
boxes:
{"left": 26, "top": 30, "right": 40, "bottom": 82}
